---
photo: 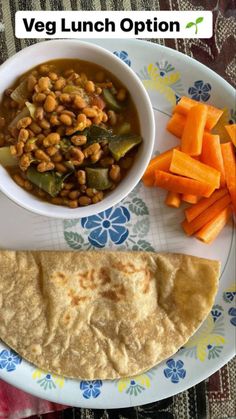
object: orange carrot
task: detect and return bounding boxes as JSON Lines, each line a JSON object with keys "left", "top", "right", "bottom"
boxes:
{"left": 221, "top": 142, "right": 236, "bottom": 213}
{"left": 225, "top": 124, "right": 236, "bottom": 147}
{"left": 166, "top": 113, "right": 186, "bottom": 138}
{"left": 142, "top": 147, "right": 178, "bottom": 187}
{"left": 181, "top": 104, "right": 208, "bottom": 156}
{"left": 155, "top": 171, "right": 215, "bottom": 198}
{"left": 182, "top": 193, "right": 231, "bottom": 236}
{"left": 182, "top": 194, "right": 199, "bottom": 204}
{"left": 170, "top": 149, "right": 220, "bottom": 188}
{"left": 195, "top": 206, "right": 232, "bottom": 244}
{"left": 185, "top": 188, "right": 228, "bottom": 222}
{"left": 165, "top": 191, "right": 181, "bottom": 208}
{"left": 174, "top": 96, "right": 223, "bottom": 130}
{"left": 201, "top": 132, "right": 226, "bottom": 187}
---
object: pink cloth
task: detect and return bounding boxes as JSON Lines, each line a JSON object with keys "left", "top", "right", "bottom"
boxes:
{"left": 0, "top": 380, "right": 67, "bottom": 419}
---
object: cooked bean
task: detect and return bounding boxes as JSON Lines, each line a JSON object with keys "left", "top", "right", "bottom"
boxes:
{"left": 90, "top": 150, "right": 102, "bottom": 163}
{"left": 74, "top": 95, "right": 87, "bottom": 109}
{"left": 54, "top": 78, "right": 66, "bottom": 91}
{"left": 55, "top": 162, "right": 67, "bottom": 173}
{"left": 68, "top": 190, "right": 80, "bottom": 199}
{"left": 64, "top": 183, "right": 74, "bottom": 190}
{"left": 51, "top": 151, "right": 63, "bottom": 162}
{"left": 70, "top": 147, "right": 84, "bottom": 165}
{"left": 44, "top": 95, "right": 57, "bottom": 112}
{"left": 13, "top": 173, "right": 25, "bottom": 187}
{"left": 17, "top": 117, "right": 32, "bottom": 129}
{"left": 83, "top": 107, "right": 98, "bottom": 118}
{"left": 46, "top": 146, "right": 58, "bottom": 156}
{"left": 100, "top": 157, "right": 114, "bottom": 167}
{"left": 56, "top": 105, "right": 65, "bottom": 113}
{"left": 29, "top": 122, "right": 42, "bottom": 134}
{"left": 16, "top": 141, "right": 25, "bottom": 156}
{"left": 60, "top": 189, "right": 70, "bottom": 197}
{"left": 33, "top": 93, "right": 46, "bottom": 103}
{"left": 59, "top": 93, "right": 71, "bottom": 103}
{"left": 68, "top": 199, "right": 78, "bottom": 208}
{"left": 37, "top": 161, "right": 55, "bottom": 172}
{"left": 78, "top": 196, "right": 92, "bottom": 206}
{"left": 48, "top": 72, "right": 58, "bottom": 81}
{"left": 18, "top": 128, "right": 29, "bottom": 143}
{"left": 117, "top": 88, "right": 127, "bottom": 101}
{"left": 109, "top": 164, "right": 121, "bottom": 182}
{"left": 10, "top": 145, "right": 17, "bottom": 156}
{"left": 71, "top": 135, "right": 87, "bottom": 146}
{"left": 38, "top": 77, "right": 51, "bottom": 92}
{"left": 50, "top": 114, "right": 60, "bottom": 126}
{"left": 77, "top": 170, "right": 86, "bottom": 185}
{"left": 27, "top": 75, "right": 37, "bottom": 92}
{"left": 39, "top": 118, "right": 50, "bottom": 130}
{"left": 64, "top": 69, "right": 74, "bottom": 77}
{"left": 51, "top": 197, "right": 64, "bottom": 205}
{"left": 24, "top": 140, "right": 37, "bottom": 152}
{"left": 85, "top": 80, "right": 95, "bottom": 93}
{"left": 38, "top": 64, "right": 50, "bottom": 74}
{"left": 35, "top": 149, "right": 50, "bottom": 162}
{"left": 24, "top": 179, "right": 33, "bottom": 191}
{"left": 84, "top": 143, "right": 100, "bottom": 158}
{"left": 43, "top": 132, "right": 60, "bottom": 147}
{"left": 86, "top": 188, "right": 97, "bottom": 197}
{"left": 19, "top": 153, "right": 32, "bottom": 171}
{"left": 59, "top": 113, "right": 73, "bottom": 126}
{"left": 92, "top": 191, "right": 104, "bottom": 204}
{"left": 35, "top": 107, "right": 44, "bottom": 121}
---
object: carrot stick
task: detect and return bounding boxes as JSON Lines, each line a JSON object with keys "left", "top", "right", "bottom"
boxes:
{"left": 225, "top": 124, "right": 236, "bottom": 147}
{"left": 182, "top": 193, "right": 231, "bottom": 235}
{"left": 201, "top": 132, "right": 226, "bottom": 187}
{"left": 170, "top": 149, "right": 220, "bottom": 188}
{"left": 142, "top": 147, "right": 178, "bottom": 187}
{"left": 181, "top": 104, "right": 208, "bottom": 156}
{"left": 195, "top": 206, "right": 232, "bottom": 244}
{"left": 166, "top": 113, "right": 186, "bottom": 138}
{"left": 174, "top": 96, "right": 223, "bottom": 130}
{"left": 155, "top": 171, "right": 215, "bottom": 198}
{"left": 165, "top": 191, "right": 181, "bottom": 208}
{"left": 185, "top": 188, "right": 228, "bottom": 222}
{"left": 182, "top": 194, "right": 199, "bottom": 204}
{"left": 221, "top": 142, "right": 236, "bottom": 213}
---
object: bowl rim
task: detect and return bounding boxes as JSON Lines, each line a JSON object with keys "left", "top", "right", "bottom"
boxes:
{"left": 0, "top": 39, "right": 155, "bottom": 219}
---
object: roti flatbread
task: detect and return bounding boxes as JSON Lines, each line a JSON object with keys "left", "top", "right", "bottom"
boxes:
{"left": 0, "top": 251, "right": 220, "bottom": 379}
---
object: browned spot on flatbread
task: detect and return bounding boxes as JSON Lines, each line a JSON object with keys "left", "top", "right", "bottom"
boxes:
{"left": 78, "top": 269, "right": 96, "bottom": 290}
{"left": 99, "top": 267, "right": 111, "bottom": 284}
{"left": 51, "top": 271, "right": 68, "bottom": 285}
{"left": 101, "top": 284, "right": 126, "bottom": 302}
{"left": 67, "top": 288, "right": 88, "bottom": 306}
{"left": 111, "top": 261, "right": 145, "bottom": 275}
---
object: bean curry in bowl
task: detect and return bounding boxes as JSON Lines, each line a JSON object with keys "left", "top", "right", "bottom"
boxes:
{"left": 0, "top": 59, "right": 142, "bottom": 208}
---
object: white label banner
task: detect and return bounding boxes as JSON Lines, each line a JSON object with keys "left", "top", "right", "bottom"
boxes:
{"left": 15, "top": 11, "right": 213, "bottom": 39}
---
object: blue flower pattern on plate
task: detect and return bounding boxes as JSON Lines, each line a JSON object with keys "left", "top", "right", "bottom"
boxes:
{"left": 0, "top": 349, "right": 22, "bottom": 372}
{"left": 81, "top": 206, "right": 130, "bottom": 248}
{"left": 163, "top": 359, "right": 186, "bottom": 383}
{"left": 188, "top": 80, "right": 211, "bottom": 102}
{"left": 228, "top": 307, "right": 236, "bottom": 326}
{"left": 80, "top": 380, "right": 103, "bottom": 399}
{"left": 113, "top": 50, "right": 131, "bottom": 66}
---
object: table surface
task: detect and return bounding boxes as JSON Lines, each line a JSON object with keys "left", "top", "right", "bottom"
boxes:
{"left": 0, "top": 0, "right": 235, "bottom": 418}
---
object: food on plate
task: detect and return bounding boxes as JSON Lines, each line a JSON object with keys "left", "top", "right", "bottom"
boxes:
{"left": 0, "top": 60, "right": 142, "bottom": 207}
{"left": 0, "top": 250, "right": 220, "bottom": 380}
{"left": 143, "top": 96, "right": 235, "bottom": 244}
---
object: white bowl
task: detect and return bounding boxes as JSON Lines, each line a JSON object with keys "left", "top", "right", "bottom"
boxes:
{"left": 0, "top": 40, "right": 155, "bottom": 219}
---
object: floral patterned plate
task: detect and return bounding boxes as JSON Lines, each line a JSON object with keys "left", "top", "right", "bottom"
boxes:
{"left": 0, "top": 39, "right": 235, "bottom": 408}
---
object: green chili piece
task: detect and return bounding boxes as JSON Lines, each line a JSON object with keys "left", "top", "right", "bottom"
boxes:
{"left": 108, "top": 134, "right": 142, "bottom": 161}
{"left": 85, "top": 167, "right": 112, "bottom": 190}
{"left": 103, "top": 88, "right": 123, "bottom": 112}
{"left": 26, "top": 167, "right": 67, "bottom": 197}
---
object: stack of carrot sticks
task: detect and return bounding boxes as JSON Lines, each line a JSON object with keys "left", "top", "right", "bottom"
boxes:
{"left": 142, "top": 96, "right": 236, "bottom": 244}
